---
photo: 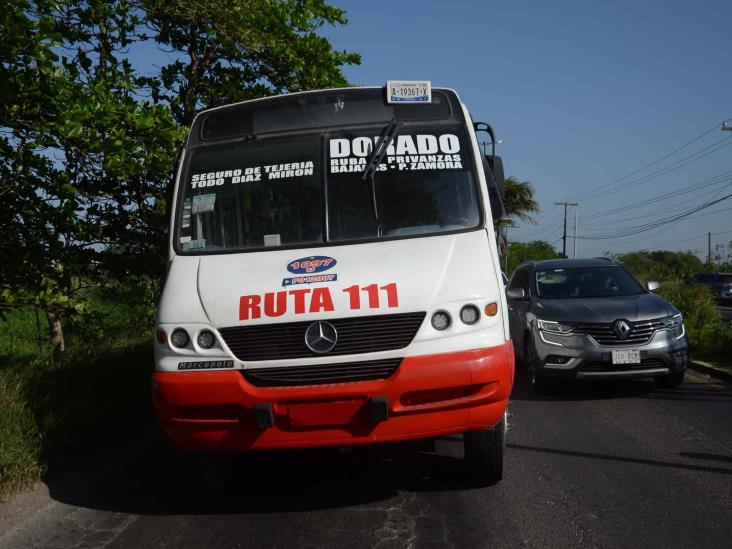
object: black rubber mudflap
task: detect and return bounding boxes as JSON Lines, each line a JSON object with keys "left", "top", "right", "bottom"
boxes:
{"left": 254, "top": 403, "right": 274, "bottom": 429}
{"left": 371, "top": 396, "right": 389, "bottom": 422}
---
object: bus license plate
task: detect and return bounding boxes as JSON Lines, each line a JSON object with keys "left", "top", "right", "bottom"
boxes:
{"left": 386, "top": 80, "right": 431, "bottom": 104}
{"left": 612, "top": 349, "right": 640, "bottom": 364}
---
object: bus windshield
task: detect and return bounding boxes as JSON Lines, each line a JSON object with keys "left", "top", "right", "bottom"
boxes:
{"left": 176, "top": 126, "right": 480, "bottom": 252}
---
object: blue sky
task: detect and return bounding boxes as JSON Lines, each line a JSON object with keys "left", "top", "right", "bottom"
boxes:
{"left": 325, "top": 0, "right": 732, "bottom": 258}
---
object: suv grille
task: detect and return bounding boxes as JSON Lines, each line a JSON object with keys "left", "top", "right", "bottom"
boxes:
{"left": 219, "top": 312, "right": 426, "bottom": 361}
{"left": 580, "top": 358, "right": 667, "bottom": 372}
{"left": 242, "top": 358, "right": 402, "bottom": 387}
{"left": 570, "top": 319, "right": 666, "bottom": 346}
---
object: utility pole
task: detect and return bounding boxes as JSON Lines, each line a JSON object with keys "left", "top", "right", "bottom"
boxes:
{"left": 555, "top": 201, "right": 578, "bottom": 258}
{"left": 573, "top": 210, "right": 578, "bottom": 258}
{"left": 708, "top": 232, "right": 712, "bottom": 265}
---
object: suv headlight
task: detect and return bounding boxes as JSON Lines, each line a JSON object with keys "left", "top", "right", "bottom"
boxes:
{"left": 537, "top": 319, "right": 573, "bottom": 334}
{"left": 661, "top": 313, "right": 683, "bottom": 329}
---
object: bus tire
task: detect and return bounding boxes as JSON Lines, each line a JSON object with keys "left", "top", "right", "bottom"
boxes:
{"left": 464, "top": 413, "right": 505, "bottom": 486}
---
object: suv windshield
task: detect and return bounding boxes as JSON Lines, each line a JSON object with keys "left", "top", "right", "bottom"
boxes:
{"left": 176, "top": 127, "right": 479, "bottom": 252}
{"left": 535, "top": 266, "right": 645, "bottom": 299}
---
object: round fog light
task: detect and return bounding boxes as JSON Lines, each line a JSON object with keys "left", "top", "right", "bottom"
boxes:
{"left": 171, "top": 328, "right": 190, "bottom": 348}
{"left": 431, "top": 310, "right": 451, "bottom": 331}
{"left": 460, "top": 304, "right": 480, "bottom": 325}
{"left": 197, "top": 330, "right": 216, "bottom": 349}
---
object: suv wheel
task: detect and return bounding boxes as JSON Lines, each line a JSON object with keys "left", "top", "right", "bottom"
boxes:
{"left": 524, "top": 334, "right": 550, "bottom": 393}
{"left": 655, "top": 370, "right": 685, "bottom": 388}
{"left": 464, "top": 412, "right": 506, "bottom": 486}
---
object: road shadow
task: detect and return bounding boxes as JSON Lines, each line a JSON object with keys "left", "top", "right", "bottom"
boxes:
{"left": 44, "top": 429, "right": 489, "bottom": 515}
{"left": 511, "top": 373, "right": 731, "bottom": 403}
{"left": 508, "top": 443, "right": 732, "bottom": 476}
{"left": 510, "top": 376, "right": 658, "bottom": 402}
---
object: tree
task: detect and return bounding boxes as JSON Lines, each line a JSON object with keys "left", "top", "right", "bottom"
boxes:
{"left": 1, "top": 0, "right": 359, "bottom": 352}
{"left": 495, "top": 176, "right": 541, "bottom": 266}
{"left": 506, "top": 240, "right": 562, "bottom": 276}
{"left": 502, "top": 176, "right": 540, "bottom": 225}
{"left": 138, "top": 0, "right": 361, "bottom": 126}
{"left": 614, "top": 250, "right": 704, "bottom": 284}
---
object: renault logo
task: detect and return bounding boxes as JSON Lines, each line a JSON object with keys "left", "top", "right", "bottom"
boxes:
{"left": 614, "top": 320, "right": 632, "bottom": 340}
{"left": 304, "top": 321, "right": 337, "bottom": 354}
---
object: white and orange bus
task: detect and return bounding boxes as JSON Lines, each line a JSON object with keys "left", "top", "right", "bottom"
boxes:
{"left": 153, "top": 82, "right": 514, "bottom": 484}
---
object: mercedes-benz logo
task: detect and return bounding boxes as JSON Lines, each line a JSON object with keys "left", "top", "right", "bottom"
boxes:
{"left": 614, "top": 319, "right": 632, "bottom": 340}
{"left": 304, "top": 321, "right": 337, "bottom": 354}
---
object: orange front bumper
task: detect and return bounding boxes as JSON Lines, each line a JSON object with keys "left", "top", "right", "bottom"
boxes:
{"left": 152, "top": 342, "right": 514, "bottom": 451}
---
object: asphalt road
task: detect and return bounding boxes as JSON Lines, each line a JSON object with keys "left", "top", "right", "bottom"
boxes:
{"left": 1, "top": 371, "right": 731, "bottom": 549}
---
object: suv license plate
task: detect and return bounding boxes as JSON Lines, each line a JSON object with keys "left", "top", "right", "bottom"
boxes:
{"left": 612, "top": 349, "right": 641, "bottom": 364}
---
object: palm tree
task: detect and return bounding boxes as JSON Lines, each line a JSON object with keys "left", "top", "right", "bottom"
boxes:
{"left": 495, "top": 176, "right": 540, "bottom": 266}
{"left": 501, "top": 176, "right": 540, "bottom": 226}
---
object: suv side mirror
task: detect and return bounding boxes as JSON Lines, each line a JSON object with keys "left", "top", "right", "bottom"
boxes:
{"left": 646, "top": 280, "right": 660, "bottom": 292}
{"left": 506, "top": 288, "right": 526, "bottom": 300}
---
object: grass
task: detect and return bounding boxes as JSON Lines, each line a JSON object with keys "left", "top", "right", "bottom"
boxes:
{"left": 0, "top": 285, "right": 156, "bottom": 501}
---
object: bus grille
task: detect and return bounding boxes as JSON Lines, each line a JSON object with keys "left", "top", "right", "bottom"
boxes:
{"left": 219, "top": 312, "right": 426, "bottom": 361}
{"left": 570, "top": 319, "right": 666, "bottom": 346}
{"left": 242, "top": 358, "right": 402, "bottom": 387}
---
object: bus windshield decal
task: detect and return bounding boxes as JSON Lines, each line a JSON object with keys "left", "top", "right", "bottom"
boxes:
{"left": 176, "top": 127, "right": 479, "bottom": 252}
{"left": 190, "top": 161, "right": 315, "bottom": 188}
{"left": 329, "top": 133, "right": 463, "bottom": 174}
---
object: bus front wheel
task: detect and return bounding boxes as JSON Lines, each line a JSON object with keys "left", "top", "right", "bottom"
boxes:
{"left": 463, "top": 412, "right": 506, "bottom": 486}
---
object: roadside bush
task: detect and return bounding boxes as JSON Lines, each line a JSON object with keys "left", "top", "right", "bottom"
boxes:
{"left": 0, "top": 279, "right": 156, "bottom": 501}
{"left": 0, "top": 375, "right": 43, "bottom": 500}
{"left": 659, "top": 284, "right": 732, "bottom": 358}
{"left": 617, "top": 250, "right": 704, "bottom": 284}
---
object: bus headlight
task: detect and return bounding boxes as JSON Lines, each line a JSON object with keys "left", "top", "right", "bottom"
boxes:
{"left": 460, "top": 304, "right": 480, "bottom": 325}
{"left": 197, "top": 330, "right": 216, "bottom": 349}
{"left": 431, "top": 311, "right": 452, "bottom": 331}
{"left": 170, "top": 328, "right": 190, "bottom": 348}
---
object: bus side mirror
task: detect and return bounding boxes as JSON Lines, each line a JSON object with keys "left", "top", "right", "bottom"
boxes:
{"left": 484, "top": 155, "right": 506, "bottom": 199}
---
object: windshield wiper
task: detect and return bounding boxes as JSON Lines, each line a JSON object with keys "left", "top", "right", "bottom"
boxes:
{"left": 361, "top": 118, "right": 402, "bottom": 236}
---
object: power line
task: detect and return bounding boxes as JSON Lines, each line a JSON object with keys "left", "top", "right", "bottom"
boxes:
{"left": 578, "top": 135, "right": 732, "bottom": 202}
{"left": 581, "top": 178, "right": 732, "bottom": 229}
{"left": 567, "top": 119, "right": 732, "bottom": 201}
{"left": 513, "top": 169, "right": 732, "bottom": 241}
{"left": 577, "top": 193, "right": 732, "bottom": 240}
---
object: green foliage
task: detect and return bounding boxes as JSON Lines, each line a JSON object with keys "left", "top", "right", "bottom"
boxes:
{"left": 505, "top": 240, "right": 562, "bottom": 276}
{"left": 139, "top": 0, "right": 361, "bottom": 125}
{"left": 1, "top": 0, "right": 358, "bottom": 350}
{"left": 618, "top": 251, "right": 732, "bottom": 358}
{"left": 0, "top": 373, "right": 43, "bottom": 500}
{"left": 658, "top": 284, "right": 732, "bottom": 357}
{"left": 615, "top": 250, "right": 704, "bottom": 284}
{"left": 0, "top": 287, "right": 155, "bottom": 500}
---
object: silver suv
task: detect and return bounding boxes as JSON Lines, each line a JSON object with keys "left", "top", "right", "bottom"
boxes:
{"left": 507, "top": 258, "right": 688, "bottom": 392}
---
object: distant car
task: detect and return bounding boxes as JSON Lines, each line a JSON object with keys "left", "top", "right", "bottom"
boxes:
{"left": 507, "top": 258, "right": 688, "bottom": 392}
{"left": 688, "top": 272, "right": 732, "bottom": 305}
